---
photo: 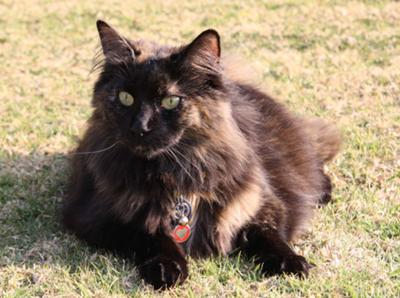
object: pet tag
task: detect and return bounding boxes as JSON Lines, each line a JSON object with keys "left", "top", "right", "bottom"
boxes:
{"left": 172, "top": 224, "right": 191, "bottom": 243}
{"left": 174, "top": 198, "right": 191, "bottom": 220}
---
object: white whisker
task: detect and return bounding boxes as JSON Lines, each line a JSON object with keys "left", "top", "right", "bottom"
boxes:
{"left": 172, "top": 146, "right": 202, "bottom": 177}
{"left": 167, "top": 148, "right": 196, "bottom": 183}
{"left": 70, "top": 142, "right": 119, "bottom": 156}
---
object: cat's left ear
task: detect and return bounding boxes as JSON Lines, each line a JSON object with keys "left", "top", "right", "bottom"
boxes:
{"left": 96, "top": 20, "right": 135, "bottom": 63}
{"left": 182, "top": 29, "right": 221, "bottom": 64}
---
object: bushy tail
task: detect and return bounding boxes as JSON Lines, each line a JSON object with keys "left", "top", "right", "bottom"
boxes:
{"left": 305, "top": 119, "right": 341, "bottom": 163}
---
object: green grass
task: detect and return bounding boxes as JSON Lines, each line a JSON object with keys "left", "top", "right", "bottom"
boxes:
{"left": 1, "top": 0, "right": 399, "bottom": 297}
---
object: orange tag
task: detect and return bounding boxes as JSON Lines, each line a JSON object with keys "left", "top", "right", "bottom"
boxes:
{"left": 172, "top": 225, "right": 191, "bottom": 243}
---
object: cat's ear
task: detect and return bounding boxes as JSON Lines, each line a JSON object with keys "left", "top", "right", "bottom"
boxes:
{"left": 96, "top": 20, "right": 135, "bottom": 63}
{"left": 182, "top": 29, "right": 220, "bottom": 64}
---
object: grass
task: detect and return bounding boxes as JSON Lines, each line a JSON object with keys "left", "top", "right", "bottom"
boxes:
{"left": 0, "top": 0, "right": 399, "bottom": 296}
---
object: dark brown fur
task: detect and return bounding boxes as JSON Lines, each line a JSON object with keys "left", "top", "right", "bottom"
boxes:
{"left": 62, "top": 20, "right": 341, "bottom": 289}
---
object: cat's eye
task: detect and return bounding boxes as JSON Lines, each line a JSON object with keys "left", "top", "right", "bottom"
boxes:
{"left": 161, "top": 96, "right": 181, "bottom": 110}
{"left": 118, "top": 91, "right": 134, "bottom": 106}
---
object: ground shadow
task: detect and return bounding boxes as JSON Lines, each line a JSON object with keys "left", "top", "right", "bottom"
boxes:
{"left": 0, "top": 152, "right": 140, "bottom": 292}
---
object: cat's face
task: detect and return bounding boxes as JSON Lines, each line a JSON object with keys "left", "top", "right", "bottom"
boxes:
{"left": 93, "top": 21, "right": 222, "bottom": 158}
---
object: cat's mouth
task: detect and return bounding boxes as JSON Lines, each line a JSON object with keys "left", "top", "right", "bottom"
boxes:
{"left": 122, "top": 130, "right": 185, "bottom": 159}
{"left": 128, "top": 144, "right": 168, "bottom": 159}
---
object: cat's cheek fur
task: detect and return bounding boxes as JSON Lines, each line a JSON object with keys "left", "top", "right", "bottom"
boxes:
{"left": 183, "top": 104, "right": 202, "bottom": 128}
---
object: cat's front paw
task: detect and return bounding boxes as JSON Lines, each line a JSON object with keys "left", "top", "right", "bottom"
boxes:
{"left": 139, "top": 255, "right": 188, "bottom": 290}
{"left": 279, "top": 254, "right": 311, "bottom": 277}
{"left": 261, "top": 254, "right": 311, "bottom": 277}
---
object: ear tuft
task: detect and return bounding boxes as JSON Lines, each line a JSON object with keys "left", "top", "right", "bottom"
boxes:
{"left": 96, "top": 20, "right": 135, "bottom": 62}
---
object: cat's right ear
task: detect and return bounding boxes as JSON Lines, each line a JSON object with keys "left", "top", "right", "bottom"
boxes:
{"left": 96, "top": 20, "right": 135, "bottom": 63}
{"left": 181, "top": 29, "right": 221, "bottom": 65}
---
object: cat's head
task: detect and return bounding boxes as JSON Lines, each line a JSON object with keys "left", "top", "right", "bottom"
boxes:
{"left": 92, "top": 20, "right": 227, "bottom": 158}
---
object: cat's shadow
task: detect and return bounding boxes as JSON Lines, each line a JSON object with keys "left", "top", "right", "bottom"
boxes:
{"left": 0, "top": 152, "right": 139, "bottom": 288}
{"left": 0, "top": 152, "right": 263, "bottom": 291}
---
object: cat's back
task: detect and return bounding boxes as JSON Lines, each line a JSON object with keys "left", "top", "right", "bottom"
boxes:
{"left": 231, "top": 83, "right": 312, "bottom": 157}
{"left": 231, "top": 83, "right": 327, "bottom": 210}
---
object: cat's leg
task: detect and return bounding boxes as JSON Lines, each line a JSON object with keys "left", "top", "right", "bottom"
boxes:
{"left": 62, "top": 179, "right": 188, "bottom": 289}
{"left": 234, "top": 195, "right": 311, "bottom": 277}
{"left": 237, "top": 224, "right": 311, "bottom": 277}
{"left": 64, "top": 206, "right": 188, "bottom": 289}
{"left": 240, "top": 226, "right": 311, "bottom": 276}
{"left": 135, "top": 231, "right": 189, "bottom": 290}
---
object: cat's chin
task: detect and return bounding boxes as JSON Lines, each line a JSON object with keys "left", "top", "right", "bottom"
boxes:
{"left": 125, "top": 141, "right": 180, "bottom": 159}
{"left": 131, "top": 131, "right": 185, "bottom": 159}
{"left": 131, "top": 146, "right": 168, "bottom": 159}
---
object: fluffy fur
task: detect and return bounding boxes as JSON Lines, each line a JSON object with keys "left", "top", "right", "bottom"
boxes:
{"left": 62, "top": 20, "right": 341, "bottom": 290}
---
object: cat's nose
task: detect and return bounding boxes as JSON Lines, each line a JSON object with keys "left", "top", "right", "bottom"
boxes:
{"left": 130, "top": 106, "right": 153, "bottom": 135}
{"left": 131, "top": 119, "right": 151, "bottom": 135}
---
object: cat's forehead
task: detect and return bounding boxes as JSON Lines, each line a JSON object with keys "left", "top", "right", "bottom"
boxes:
{"left": 130, "top": 39, "right": 176, "bottom": 63}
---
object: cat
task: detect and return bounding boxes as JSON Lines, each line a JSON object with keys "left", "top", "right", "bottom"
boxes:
{"left": 62, "top": 20, "right": 341, "bottom": 290}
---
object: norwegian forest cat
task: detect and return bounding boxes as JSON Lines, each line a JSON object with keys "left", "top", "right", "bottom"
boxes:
{"left": 62, "top": 20, "right": 341, "bottom": 290}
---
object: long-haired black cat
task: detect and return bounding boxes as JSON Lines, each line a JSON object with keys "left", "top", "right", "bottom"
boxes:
{"left": 62, "top": 20, "right": 341, "bottom": 290}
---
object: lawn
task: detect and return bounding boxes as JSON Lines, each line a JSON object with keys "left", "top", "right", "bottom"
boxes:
{"left": 0, "top": 0, "right": 399, "bottom": 297}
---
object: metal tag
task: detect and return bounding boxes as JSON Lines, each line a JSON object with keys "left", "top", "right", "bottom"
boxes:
{"left": 172, "top": 224, "right": 191, "bottom": 243}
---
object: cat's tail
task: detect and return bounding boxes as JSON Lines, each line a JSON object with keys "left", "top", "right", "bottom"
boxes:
{"left": 305, "top": 119, "right": 341, "bottom": 163}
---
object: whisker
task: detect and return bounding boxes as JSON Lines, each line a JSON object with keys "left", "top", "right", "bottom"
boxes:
{"left": 172, "top": 146, "right": 202, "bottom": 178}
{"left": 69, "top": 141, "right": 119, "bottom": 156}
{"left": 167, "top": 148, "right": 196, "bottom": 183}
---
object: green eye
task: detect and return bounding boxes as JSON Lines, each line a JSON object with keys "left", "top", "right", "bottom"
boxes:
{"left": 118, "top": 91, "right": 134, "bottom": 106}
{"left": 161, "top": 96, "right": 181, "bottom": 110}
